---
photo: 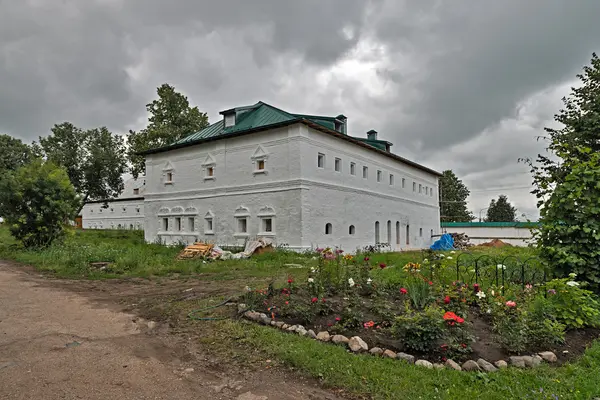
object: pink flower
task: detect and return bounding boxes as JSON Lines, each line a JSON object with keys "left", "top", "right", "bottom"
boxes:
{"left": 505, "top": 300, "right": 516, "bottom": 308}
{"left": 311, "top": 297, "right": 318, "bottom": 303}
{"left": 335, "top": 317, "right": 341, "bottom": 322}
{"left": 315, "top": 247, "right": 324, "bottom": 253}
{"left": 324, "top": 253, "right": 336, "bottom": 260}
{"left": 285, "top": 301, "right": 289, "bottom": 305}
{"left": 428, "top": 281, "right": 433, "bottom": 286}
{"left": 364, "top": 257, "right": 370, "bottom": 262}
{"left": 336, "top": 249, "right": 344, "bottom": 254}
{"left": 444, "top": 296, "right": 451, "bottom": 304}
{"left": 473, "top": 283, "right": 480, "bottom": 293}
{"left": 379, "top": 263, "right": 387, "bottom": 269}
{"left": 400, "top": 288, "right": 408, "bottom": 295}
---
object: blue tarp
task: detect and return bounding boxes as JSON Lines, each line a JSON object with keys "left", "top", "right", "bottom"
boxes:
{"left": 430, "top": 233, "right": 454, "bottom": 251}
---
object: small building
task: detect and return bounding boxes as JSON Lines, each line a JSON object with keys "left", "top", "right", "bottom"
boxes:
{"left": 140, "top": 101, "right": 442, "bottom": 250}
{"left": 81, "top": 177, "right": 145, "bottom": 230}
{"left": 441, "top": 222, "right": 540, "bottom": 247}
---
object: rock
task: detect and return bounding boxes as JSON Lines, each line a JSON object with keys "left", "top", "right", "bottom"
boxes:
{"left": 509, "top": 356, "right": 526, "bottom": 368}
{"left": 270, "top": 320, "right": 276, "bottom": 326}
{"left": 236, "top": 392, "right": 268, "bottom": 400}
{"left": 287, "top": 325, "right": 298, "bottom": 332}
{"left": 397, "top": 352, "right": 415, "bottom": 364}
{"left": 146, "top": 321, "right": 157, "bottom": 330}
{"left": 383, "top": 350, "right": 397, "bottom": 359}
{"left": 531, "top": 355, "right": 543, "bottom": 367}
{"left": 281, "top": 324, "right": 289, "bottom": 330}
{"left": 477, "top": 358, "right": 498, "bottom": 372}
{"left": 369, "top": 347, "right": 383, "bottom": 356}
{"left": 348, "top": 336, "right": 368, "bottom": 352}
{"left": 331, "top": 335, "right": 349, "bottom": 345}
{"left": 296, "top": 327, "right": 307, "bottom": 336}
{"left": 433, "top": 363, "right": 444, "bottom": 370}
{"left": 494, "top": 360, "right": 508, "bottom": 369}
{"left": 183, "top": 368, "right": 194, "bottom": 373}
{"left": 244, "top": 311, "right": 261, "bottom": 321}
{"left": 316, "top": 331, "right": 331, "bottom": 342}
{"left": 445, "top": 359, "right": 462, "bottom": 371}
{"left": 237, "top": 303, "right": 247, "bottom": 313}
{"left": 259, "top": 313, "right": 271, "bottom": 325}
{"left": 462, "top": 360, "right": 481, "bottom": 372}
{"left": 415, "top": 360, "right": 433, "bottom": 369}
{"left": 307, "top": 329, "right": 317, "bottom": 339}
{"left": 275, "top": 321, "right": 285, "bottom": 328}
{"left": 538, "top": 351, "right": 557, "bottom": 363}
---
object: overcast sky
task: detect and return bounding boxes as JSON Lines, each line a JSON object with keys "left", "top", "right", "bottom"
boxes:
{"left": 2, "top": 0, "right": 599, "bottom": 219}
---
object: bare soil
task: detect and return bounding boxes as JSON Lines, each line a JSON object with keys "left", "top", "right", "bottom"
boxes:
{"left": 0, "top": 260, "right": 346, "bottom": 400}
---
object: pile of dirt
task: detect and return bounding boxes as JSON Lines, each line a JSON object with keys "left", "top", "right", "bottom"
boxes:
{"left": 479, "top": 239, "right": 512, "bottom": 248}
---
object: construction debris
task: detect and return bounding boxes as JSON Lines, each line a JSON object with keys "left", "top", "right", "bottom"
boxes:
{"left": 176, "top": 242, "right": 215, "bottom": 260}
{"left": 176, "top": 238, "right": 274, "bottom": 261}
{"left": 451, "top": 233, "right": 472, "bottom": 250}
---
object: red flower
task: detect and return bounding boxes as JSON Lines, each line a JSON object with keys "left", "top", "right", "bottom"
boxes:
{"left": 400, "top": 288, "right": 408, "bottom": 294}
{"left": 428, "top": 281, "right": 433, "bottom": 286}
{"left": 364, "top": 257, "right": 370, "bottom": 262}
{"left": 335, "top": 317, "right": 341, "bottom": 322}
{"left": 444, "top": 296, "right": 451, "bottom": 304}
{"left": 311, "top": 297, "right": 318, "bottom": 303}
{"left": 327, "top": 323, "right": 333, "bottom": 327}
{"left": 363, "top": 321, "right": 375, "bottom": 329}
{"left": 461, "top": 343, "right": 467, "bottom": 349}
{"left": 287, "top": 279, "right": 293, "bottom": 284}
{"left": 441, "top": 357, "right": 447, "bottom": 362}
{"left": 379, "top": 263, "right": 387, "bottom": 269}
{"left": 473, "top": 283, "right": 480, "bottom": 293}
{"left": 443, "top": 311, "right": 465, "bottom": 324}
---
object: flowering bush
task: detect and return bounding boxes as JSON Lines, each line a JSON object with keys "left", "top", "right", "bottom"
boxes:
{"left": 544, "top": 273, "right": 600, "bottom": 329}
{"left": 391, "top": 304, "right": 446, "bottom": 353}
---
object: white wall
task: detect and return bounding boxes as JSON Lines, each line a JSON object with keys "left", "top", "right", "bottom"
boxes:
{"left": 143, "top": 122, "right": 441, "bottom": 250}
{"left": 81, "top": 199, "right": 145, "bottom": 230}
{"left": 443, "top": 226, "right": 536, "bottom": 247}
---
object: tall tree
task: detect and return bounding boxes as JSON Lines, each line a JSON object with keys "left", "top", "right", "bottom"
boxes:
{"left": 39, "top": 123, "right": 127, "bottom": 213}
{"left": 526, "top": 53, "right": 600, "bottom": 289}
{"left": 0, "top": 134, "right": 38, "bottom": 173}
{"left": 439, "top": 170, "right": 474, "bottom": 222}
{"left": 486, "top": 194, "right": 517, "bottom": 222}
{"left": 127, "top": 84, "right": 209, "bottom": 178}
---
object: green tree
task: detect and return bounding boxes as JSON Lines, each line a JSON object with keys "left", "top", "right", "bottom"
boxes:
{"left": 39, "top": 123, "right": 127, "bottom": 213}
{"left": 0, "top": 134, "right": 38, "bottom": 173}
{"left": 439, "top": 170, "right": 474, "bottom": 222}
{"left": 527, "top": 53, "right": 600, "bottom": 289}
{"left": 486, "top": 194, "right": 517, "bottom": 222}
{"left": 0, "top": 160, "right": 79, "bottom": 248}
{"left": 127, "top": 83, "right": 209, "bottom": 178}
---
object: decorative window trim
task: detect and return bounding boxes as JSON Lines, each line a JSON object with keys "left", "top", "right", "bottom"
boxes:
{"left": 251, "top": 146, "right": 270, "bottom": 175}
{"left": 258, "top": 216, "right": 275, "bottom": 237}
{"left": 163, "top": 161, "right": 175, "bottom": 185}
{"left": 234, "top": 205, "right": 250, "bottom": 217}
{"left": 257, "top": 205, "right": 275, "bottom": 217}
{"left": 234, "top": 216, "right": 249, "bottom": 238}
{"left": 171, "top": 206, "right": 184, "bottom": 215}
{"left": 158, "top": 207, "right": 170, "bottom": 216}
{"left": 204, "top": 211, "right": 215, "bottom": 235}
{"left": 202, "top": 154, "right": 217, "bottom": 181}
{"left": 183, "top": 206, "right": 198, "bottom": 216}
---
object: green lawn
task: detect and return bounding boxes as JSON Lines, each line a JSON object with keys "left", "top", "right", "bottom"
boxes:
{"left": 1, "top": 226, "right": 598, "bottom": 399}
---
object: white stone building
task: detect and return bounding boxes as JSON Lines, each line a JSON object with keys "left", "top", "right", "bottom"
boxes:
{"left": 141, "top": 102, "right": 442, "bottom": 251}
{"left": 81, "top": 177, "right": 145, "bottom": 230}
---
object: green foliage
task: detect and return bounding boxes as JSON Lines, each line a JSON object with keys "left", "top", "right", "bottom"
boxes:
{"left": 439, "top": 169, "right": 475, "bottom": 222}
{"left": 39, "top": 122, "right": 127, "bottom": 212}
{"left": 0, "top": 134, "right": 38, "bottom": 173}
{"left": 544, "top": 274, "right": 600, "bottom": 329}
{"left": 404, "top": 274, "right": 433, "bottom": 309}
{"left": 527, "top": 53, "right": 600, "bottom": 290}
{"left": 486, "top": 194, "right": 517, "bottom": 222}
{"left": 0, "top": 160, "right": 79, "bottom": 248}
{"left": 391, "top": 304, "right": 445, "bottom": 353}
{"left": 128, "top": 83, "right": 209, "bottom": 178}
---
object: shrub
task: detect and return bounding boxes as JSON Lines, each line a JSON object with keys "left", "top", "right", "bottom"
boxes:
{"left": 0, "top": 160, "right": 79, "bottom": 248}
{"left": 391, "top": 304, "right": 445, "bottom": 353}
{"left": 544, "top": 274, "right": 600, "bottom": 329}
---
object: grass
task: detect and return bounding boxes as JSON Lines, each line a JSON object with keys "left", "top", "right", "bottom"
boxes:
{"left": 2, "top": 226, "right": 599, "bottom": 399}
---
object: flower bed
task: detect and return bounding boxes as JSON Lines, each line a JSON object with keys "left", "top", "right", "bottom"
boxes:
{"left": 239, "top": 248, "right": 600, "bottom": 370}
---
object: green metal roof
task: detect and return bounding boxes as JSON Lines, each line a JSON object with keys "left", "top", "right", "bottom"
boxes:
{"left": 442, "top": 222, "right": 540, "bottom": 228}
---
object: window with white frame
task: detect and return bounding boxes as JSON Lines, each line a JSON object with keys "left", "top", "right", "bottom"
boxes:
{"left": 133, "top": 188, "right": 139, "bottom": 195}
{"left": 175, "top": 217, "right": 181, "bottom": 231}
{"left": 202, "top": 154, "right": 216, "bottom": 180}
{"left": 419, "top": 184, "right": 422, "bottom": 193}
{"left": 334, "top": 158, "right": 341, "bottom": 172}
{"left": 252, "top": 145, "right": 269, "bottom": 175}
{"left": 257, "top": 206, "right": 276, "bottom": 236}
{"left": 389, "top": 174, "right": 394, "bottom": 185}
{"left": 317, "top": 153, "right": 325, "bottom": 168}
{"left": 204, "top": 211, "right": 215, "bottom": 235}
{"left": 363, "top": 166, "right": 368, "bottom": 178}
{"left": 188, "top": 217, "right": 195, "bottom": 232}
{"left": 234, "top": 206, "right": 250, "bottom": 236}
{"left": 377, "top": 170, "right": 382, "bottom": 182}
{"left": 237, "top": 217, "right": 248, "bottom": 233}
{"left": 425, "top": 187, "right": 429, "bottom": 195}
{"left": 163, "top": 161, "right": 175, "bottom": 185}
{"left": 162, "top": 218, "right": 169, "bottom": 231}
{"left": 350, "top": 162, "right": 356, "bottom": 175}
{"left": 413, "top": 182, "right": 416, "bottom": 192}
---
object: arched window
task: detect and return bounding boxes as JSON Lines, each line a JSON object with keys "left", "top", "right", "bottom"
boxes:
{"left": 349, "top": 225, "right": 355, "bottom": 235}
{"left": 396, "top": 221, "right": 400, "bottom": 245}
{"left": 325, "top": 223, "right": 333, "bottom": 235}
{"left": 375, "top": 221, "right": 380, "bottom": 243}
{"left": 387, "top": 220, "right": 392, "bottom": 244}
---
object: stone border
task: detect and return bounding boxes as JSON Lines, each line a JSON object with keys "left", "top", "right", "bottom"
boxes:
{"left": 241, "top": 308, "right": 558, "bottom": 372}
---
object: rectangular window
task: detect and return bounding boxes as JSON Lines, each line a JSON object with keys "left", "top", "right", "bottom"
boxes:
{"left": 133, "top": 188, "right": 139, "bottom": 195}
{"left": 257, "top": 160, "right": 265, "bottom": 170}
{"left": 389, "top": 174, "right": 394, "bottom": 185}
{"left": 420, "top": 227, "right": 423, "bottom": 237}
{"left": 350, "top": 162, "right": 356, "bottom": 175}
{"left": 175, "top": 217, "right": 181, "bottom": 231}
{"left": 402, "top": 178, "right": 406, "bottom": 188}
{"left": 188, "top": 217, "right": 195, "bottom": 232}
{"left": 162, "top": 218, "right": 169, "bottom": 231}
{"left": 419, "top": 184, "right": 422, "bottom": 193}
{"left": 263, "top": 218, "right": 273, "bottom": 233}
{"left": 363, "top": 166, "right": 368, "bottom": 179}
{"left": 166, "top": 172, "right": 173, "bottom": 183}
{"left": 334, "top": 158, "right": 341, "bottom": 172}
{"left": 206, "top": 166, "right": 214, "bottom": 177}
{"left": 136, "top": 208, "right": 140, "bottom": 213}
{"left": 238, "top": 217, "right": 248, "bottom": 233}
{"left": 122, "top": 207, "right": 126, "bottom": 212}
{"left": 430, "top": 188, "right": 434, "bottom": 197}
{"left": 317, "top": 153, "right": 325, "bottom": 168}
{"left": 413, "top": 182, "right": 416, "bottom": 192}
{"left": 205, "top": 218, "right": 214, "bottom": 233}
{"left": 377, "top": 170, "right": 382, "bottom": 182}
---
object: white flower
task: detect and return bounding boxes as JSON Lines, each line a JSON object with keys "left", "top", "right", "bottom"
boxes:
{"left": 348, "top": 278, "right": 355, "bottom": 287}
{"left": 486, "top": 308, "right": 492, "bottom": 314}
{"left": 245, "top": 286, "right": 252, "bottom": 292}
{"left": 568, "top": 272, "right": 577, "bottom": 279}
{"left": 423, "top": 258, "right": 429, "bottom": 263}
{"left": 308, "top": 278, "right": 314, "bottom": 283}
{"left": 446, "top": 256, "right": 453, "bottom": 260}
{"left": 311, "top": 267, "right": 316, "bottom": 273}
{"left": 450, "top": 251, "right": 456, "bottom": 254}
{"left": 566, "top": 281, "right": 580, "bottom": 287}
{"left": 476, "top": 291, "right": 486, "bottom": 299}
{"left": 497, "top": 264, "right": 506, "bottom": 270}
{"left": 491, "top": 290, "right": 495, "bottom": 296}
{"left": 439, "top": 254, "right": 445, "bottom": 259}
{"left": 367, "top": 278, "right": 372, "bottom": 284}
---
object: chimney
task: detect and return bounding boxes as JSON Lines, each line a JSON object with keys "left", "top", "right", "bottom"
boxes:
{"left": 367, "top": 129, "right": 378, "bottom": 140}
{"left": 336, "top": 114, "right": 347, "bottom": 134}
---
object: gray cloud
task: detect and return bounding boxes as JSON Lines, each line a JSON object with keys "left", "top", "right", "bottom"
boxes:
{"left": 0, "top": 0, "right": 598, "bottom": 218}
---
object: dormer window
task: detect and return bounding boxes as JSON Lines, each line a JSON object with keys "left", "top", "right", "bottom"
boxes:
{"left": 133, "top": 188, "right": 139, "bottom": 195}
{"left": 224, "top": 112, "right": 236, "bottom": 127}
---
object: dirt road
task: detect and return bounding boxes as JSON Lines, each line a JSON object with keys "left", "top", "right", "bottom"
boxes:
{"left": 0, "top": 261, "right": 341, "bottom": 400}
